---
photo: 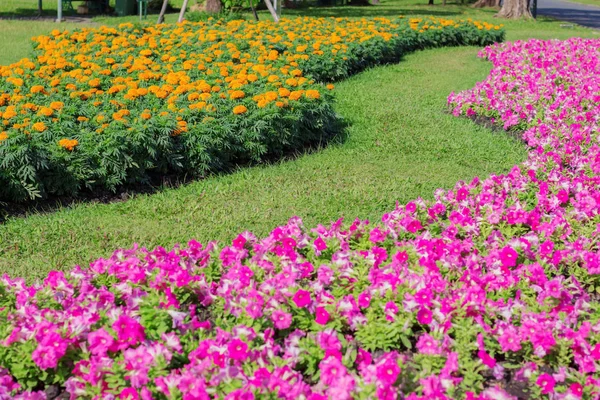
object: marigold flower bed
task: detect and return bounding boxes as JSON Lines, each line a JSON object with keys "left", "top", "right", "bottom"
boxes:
{"left": 0, "top": 17, "right": 503, "bottom": 202}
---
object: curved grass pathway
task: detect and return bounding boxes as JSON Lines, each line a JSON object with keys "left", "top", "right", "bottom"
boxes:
{"left": 0, "top": 46, "right": 527, "bottom": 280}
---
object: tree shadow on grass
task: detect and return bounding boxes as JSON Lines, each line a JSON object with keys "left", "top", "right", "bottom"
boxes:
{"left": 0, "top": 1, "right": 475, "bottom": 20}
{"left": 282, "top": 5, "right": 463, "bottom": 17}
{"left": 0, "top": 7, "right": 105, "bottom": 20}
{"left": 537, "top": 8, "right": 600, "bottom": 29}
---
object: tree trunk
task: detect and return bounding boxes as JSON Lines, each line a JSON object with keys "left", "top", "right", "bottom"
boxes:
{"left": 495, "top": 0, "right": 531, "bottom": 18}
{"left": 157, "top": 0, "right": 169, "bottom": 23}
{"left": 428, "top": 0, "right": 433, "bottom": 4}
{"left": 248, "top": 0, "right": 259, "bottom": 20}
{"left": 204, "top": 0, "right": 222, "bottom": 14}
{"left": 264, "top": 0, "right": 280, "bottom": 22}
{"left": 178, "top": 0, "right": 189, "bottom": 22}
{"left": 472, "top": 0, "right": 499, "bottom": 7}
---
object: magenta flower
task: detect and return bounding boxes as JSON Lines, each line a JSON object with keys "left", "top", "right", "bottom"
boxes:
{"left": 357, "top": 291, "right": 371, "bottom": 308}
{"left": 292, "top": 289, "right": 311, "bottom": 308}
{"left": 376, "top": 355, "right": 400, "bottom": 385}
{"left": 88, "top": 328, "right": 114, "bottom": 356}
{"left": 416, "top": 307, "right": 433, "bottom": 325}
{"left": 591, "top": 344, "right": 600, "bottom": 360}
{"left": 119, "top": 388, "right": 139, "bottom": 400}
{"left": 271, "top": 309, "right": 292, "bottom": 330}
{"left": 414, "top": 288, "right": 432, "bottom": 306}
{"left": 394, "top": 251, "right": 408, "bottom": 264}
{"left": 31, "top": 346, "right": 59, "bottom": 370}
{"left": 228, "top": 338, "right": 249, "bottom": 361}
{"left": 536, "top": 373, "right": 555, "bottom": 395}
{"left": 569, "top": 382, "right": 583, "bottom": 397}
{"left": 497, "top": 325, "right": 521, "bottom": 352}
{"left": 416, "top": 334, "right": 441, "bottom": 355}
{"left": 320, "top": 356, "right": 346, "bottom": 385}
{"left": 232, "top": 234, "right": 247, "bottom": 249}
{"left": 478, "top": 350, "right": 496, "bottom": 369}
{"left": 112, "top": 315, "right": 145, "bottom": 349}
{"left": 315, "top": 307, "right": 330, "bottom": 325}
{"left": 499, "top": 246, "right": 518, "bottom": 268}
{"left": 406, "top": 219, "right": 422, "bottom": 233}
{"left": 314, "top": 237, "right": 327, "bottom": 251}
{"left": 369, "top": 227, "right": 386, "bottom": 243}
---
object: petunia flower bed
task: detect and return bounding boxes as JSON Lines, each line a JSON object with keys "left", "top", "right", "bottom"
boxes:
{"left": 2, "top": 36, "right": 600, "bottom": 399}
{"left": 0, "top": 17, "right": 503, "bottom": 202}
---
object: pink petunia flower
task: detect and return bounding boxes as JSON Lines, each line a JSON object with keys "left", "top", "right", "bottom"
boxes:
{"left": 292, "top": 289, "right": 311, "bottom": 308}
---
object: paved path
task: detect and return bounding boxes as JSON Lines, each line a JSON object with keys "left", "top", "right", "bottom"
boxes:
{"left": 538, "top": 0, "right": 600, "bottom": 29}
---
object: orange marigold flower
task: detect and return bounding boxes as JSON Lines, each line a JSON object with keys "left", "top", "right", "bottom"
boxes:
{"left": 233, "top": 105, "right": 248, "bottom": 115}
{"left": 30, "top": 85, "right": 45, "bottom": 94}
{"left": 141, "top": 111, "right": 152, "bottom": 120}
{"left": 265, "top": 91, "right": 278, "bottom": 102}
{"left": 230, "top": 90, "right": 245, "bottom": 100}
{"left": 50, "top": 101, "right": 64, "bottom": 110}
{"left": 32, "top": 122, "right": 47, "bottom": 132}
{"left": 326, "top": 84, "right": 335, "bottom": 90}
{"left": 58, "top": 138, "right": 78, "bottom": 151}
{"left": 77, "top": 116, "right": 89, "bottom": 122}
{"left": 38, "top": 107, "right": 54, "bottom": 117}
{"left": 88, "top": 78, "right": 101, "bottom": 88}
{"left": 289, "top": 91, "right": 303, "bottom": 101}
{"left": 0, "top": 131, "right": 8, "bottom": 142}
{"left": 305, "top": 90, "right": 320, "bottom": 100}
{"left": 173, "top": 120, "right": 188, "bottom": 135}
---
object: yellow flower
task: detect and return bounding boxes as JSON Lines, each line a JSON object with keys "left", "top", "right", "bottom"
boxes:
{"left": 230, "top": 90, "right": 245, "bottom": 100}
{"left": 289, "top": 90, "right": 303, "bottom": 101}
{"left": 32, "top": 122, "right": 47, "bottom": 132}
{"left": 58, "top": 138, "right": 78, "bottom": 151}
{"left": 305, "top": 90, "right": 320, "bottom": 100}
{"left": 50, "top": 101, "right": 64, "bottom": 110}
{"left": 88, "top": 78, "right": 101, "bottom": 88}
{"left": 38, "top": 107, "right": 54, "bottom": 117}
{"left": 30, "top": 85, "right": 45, "bottom": 94}
{"left": 233, "top": 105, "right": 248, "bottom": 115}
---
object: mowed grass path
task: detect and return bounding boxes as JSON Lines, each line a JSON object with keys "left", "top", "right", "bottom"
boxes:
{"left": 0, "top": 46, "right": 525, "bottom": 279}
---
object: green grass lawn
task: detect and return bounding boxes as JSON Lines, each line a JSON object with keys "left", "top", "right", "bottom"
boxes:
{"left": 0, "top": 0, "right": 597, "bottom": 280}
